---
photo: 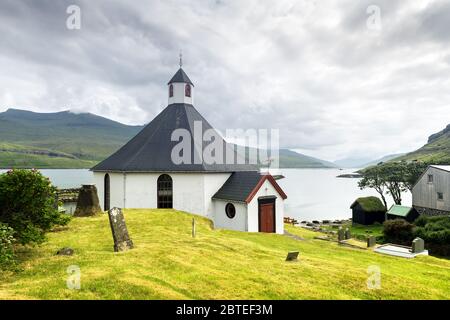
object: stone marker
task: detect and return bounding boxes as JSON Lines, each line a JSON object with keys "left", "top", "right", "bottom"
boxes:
{"left": 338, "top": 227, "right": 345, "bottom": 242}
{"left": 345, "top": 228, "right": 351, "bottom": 240}
{"left": 108, "top": 207, "right": 134, "bottom": 252}
{"left": 367, "top": 236, "right": 376, "bottom": 248}
{"left": 56, "top": 247, "right": 74, "bottom": 256}
{"left": 286, "top": 251, "right": 299, "bottom": 262}
{"left": 74, "top": 184, "right": 102, "bottom": 217}
{"left": 411, "top": 237, "right": 425, "bottom": 253}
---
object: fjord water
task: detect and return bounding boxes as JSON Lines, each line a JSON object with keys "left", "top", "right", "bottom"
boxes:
{"left": 0, "top": 168, "right": 412, "bottom": 221}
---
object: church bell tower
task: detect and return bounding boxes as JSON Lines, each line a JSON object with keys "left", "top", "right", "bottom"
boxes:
{"left": 168, "top": 54, "right": 194, "bottom": 105}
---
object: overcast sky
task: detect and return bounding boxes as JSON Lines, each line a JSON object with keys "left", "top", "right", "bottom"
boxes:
{"left": 0, "top": 0, "right": 449, "bottom": 162}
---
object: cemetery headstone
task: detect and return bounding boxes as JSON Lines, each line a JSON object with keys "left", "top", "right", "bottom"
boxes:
{"left": 108, "top": 207, "right": 134, "bottom": 252}
{"left": 74, "top": 184, "right": 102, "bottom": 217}
{"left": 56, "top": 247, "right": 74, "bottom": 256}
{"left": 367, "top": 236, "right": 376, "bottom": 248}
{"left": 411, "top": 237, "right": 425, "bottom": 253}
{"left": 345, "top": 228, "right": 351, "bottom": 240}
{"left": 338, "top": 227, "right": 345, "bottom": 242}
{"left": 286, "top": 251, "right": 299, "bottom": 262}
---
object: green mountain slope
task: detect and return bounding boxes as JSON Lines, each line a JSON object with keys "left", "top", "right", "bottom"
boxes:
{"left": 394, "top": 124, "right": 450, "bottom": 164}
{"left": 0, "top": 108, "right": 334, "bottom": 169}
{"left": 0, "top": 108, "right": 143, "bottom": 168}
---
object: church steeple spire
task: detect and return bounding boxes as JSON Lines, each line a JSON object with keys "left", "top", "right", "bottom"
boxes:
{"left": 168, "top": 56, "right": 194, "bottom": 105}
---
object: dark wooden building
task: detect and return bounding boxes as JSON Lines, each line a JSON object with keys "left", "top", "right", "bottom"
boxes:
{"left": 350, "top": 197, "right": 386, "bottom": 225}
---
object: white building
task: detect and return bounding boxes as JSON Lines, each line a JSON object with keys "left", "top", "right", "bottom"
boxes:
{"left": 91, "top": 67, "right": 287, "bottom": 234}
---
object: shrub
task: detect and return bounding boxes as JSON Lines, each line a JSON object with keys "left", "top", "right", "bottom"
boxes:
{"left": 413, "top": 216, "right": 450, "bottom": 256}
{"left": 0, "top": 169, "right": 70, "bottom": 245}
{"left": 383, "top": 219, "right": 414, "bottom": 245}
{"left": 0, "top": 222, "right": 16, "bottom": 269}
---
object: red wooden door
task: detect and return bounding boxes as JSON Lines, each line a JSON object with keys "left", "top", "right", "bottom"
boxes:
{"left": 260, "top": 203, "right": 275, "bottom": 233}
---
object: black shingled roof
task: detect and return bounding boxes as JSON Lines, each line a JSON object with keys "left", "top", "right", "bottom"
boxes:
{"left": 168, "top": 68, "right": 194, "bottom": 86}
{"left": 91, "top": 103, "right": 257, "bottom": 172}
{"left": 212, "top": 171, "right": 263, "bottom": 202}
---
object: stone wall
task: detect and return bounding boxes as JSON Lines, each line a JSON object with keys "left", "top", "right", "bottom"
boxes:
{"left": 414, "top": 206, "right": 450, "bottom": 217}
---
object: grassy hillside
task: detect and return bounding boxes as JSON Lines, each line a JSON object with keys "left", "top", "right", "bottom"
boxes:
{"left": 0, "top": 108, "right": 143, "bottom": 168}
{"left": 0, "top": 108, "right": 334, "bottom": 169}
{"left": 1, "top": 210, "right": 449, "bottom": 299}
{"left": 395, "top": 124, "right": 450, "bottom": 163}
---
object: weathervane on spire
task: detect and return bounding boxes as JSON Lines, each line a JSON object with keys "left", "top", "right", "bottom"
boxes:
{"left": 179, "top": 50, "right": 183, "bottom": 68}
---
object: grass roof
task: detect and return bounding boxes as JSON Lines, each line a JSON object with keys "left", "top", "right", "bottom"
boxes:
{"left": 351, "top": 196, "right": 386, "bottom": 212}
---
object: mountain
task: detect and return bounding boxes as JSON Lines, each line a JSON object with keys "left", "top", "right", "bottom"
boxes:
{"left": 0, "top": 108, "right": 144, "bottom": 168}
{"left": 393, "top": 124, "right": 450, "bottom": 164}
{"left": 334, "top": 154, "right": 405, "bottom": 168}
{"left": 0, "top": 108, "right": 334, "bottom": 169}
{"left": 278, "top": 149, "right": 336, "bottom": 168}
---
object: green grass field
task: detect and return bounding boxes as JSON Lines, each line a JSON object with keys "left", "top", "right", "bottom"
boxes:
{"left": 0, "top": 210, "right": 449, "bottom": 300}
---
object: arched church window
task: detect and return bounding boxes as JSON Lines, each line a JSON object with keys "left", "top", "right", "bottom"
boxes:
{"left": 104, "top": 173, "right": 110, "bottom": 211}
{"left": 169, "top": 84, "right": 174, "bottom": 97}
{"left": 185, "top": 84, "right": 191, "bottom": 97}
{"left": 157, "top": 174, "right": 173, "bottom": 208}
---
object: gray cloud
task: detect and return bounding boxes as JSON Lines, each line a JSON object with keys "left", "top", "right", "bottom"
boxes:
{"left": 0, "top": 0, "right": 449, "bottom": 161}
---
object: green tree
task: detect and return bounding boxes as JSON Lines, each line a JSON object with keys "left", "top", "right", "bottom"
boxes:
{"left": 359, "top": 161, "right": 428, "bottom": 206}
{"left": 0, "top": 169, "right": 70, "bottom": 245}
{"left": 358, "top": 165, "right": 388, "bottom": 209}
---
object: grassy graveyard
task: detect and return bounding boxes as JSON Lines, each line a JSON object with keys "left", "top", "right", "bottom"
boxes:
{"left": 0, "top": 209, "right": 449, "bottom": 300}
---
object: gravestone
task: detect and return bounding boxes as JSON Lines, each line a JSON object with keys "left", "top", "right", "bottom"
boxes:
{"left": 338, "top": 228, "right": 345, "bottom": 242}
{"left": 74, "top": 184, "right": 102, "bottom": 217}
{"left": 286, "top": 251, "right": 299, "bottom": 262}
{"left": 56, "top": 247, "right": 74, "bottom": 256}
{"left": 411, "top": 237, "right": 425, "bottom": 253}
{"left": 345, "top": 228, "right": 351, "bottom": 240}
{"left": 367, "top": 236, "right": 376, "bottom": 248}
{"left": 108, "top": 207, "right": 134, "bottom": 252}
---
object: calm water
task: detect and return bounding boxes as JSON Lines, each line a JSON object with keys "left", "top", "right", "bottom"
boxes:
{"left": 0, "top": 168, "right": 412, "bottom": 221}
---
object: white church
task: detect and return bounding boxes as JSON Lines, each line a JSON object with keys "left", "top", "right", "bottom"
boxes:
{"left": 92, "top": 66, "right": 287, "bottom": 234}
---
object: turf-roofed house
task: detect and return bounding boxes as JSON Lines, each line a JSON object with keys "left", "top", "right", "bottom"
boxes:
{"left": 91, "top": 66, "right": 287, "bottom": 234}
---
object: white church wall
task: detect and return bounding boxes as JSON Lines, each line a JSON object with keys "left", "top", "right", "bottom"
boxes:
{"left": 213, "top": 199, "right": 247, "bottom": 232}
{"left": 110, "top": 173, "right": 126, "bottom": 209}
{"left": 94, "top": 172, "right": 125, "bottom": 211}
{"left": 125, "top": 173, "right": 158, "bottom": 208}
{"left": 168, "top": 82, "right": 194, "bottom": 105}
{"left": 247, "top": 179, "right": 285, "bottom": 234}
{"left": 172, "top": 173, "right": 205, "bottom": 215}
{"left": 203, "top": 173, "right": 232, "bottom": 219}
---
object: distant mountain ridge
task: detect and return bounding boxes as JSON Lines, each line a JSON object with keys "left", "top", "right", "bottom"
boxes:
{"left": 393, "top": 123, "right": 450, "bottom": 164}
{"left": 0, "top": 108, "right": 334, "bottom": 169}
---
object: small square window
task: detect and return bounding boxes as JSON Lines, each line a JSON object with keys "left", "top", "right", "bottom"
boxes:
{"left": 428, "top": 174, "right": 434, "bottom": 183}
{"left": 437, "top": 192, "right": 444, "bottom": 200}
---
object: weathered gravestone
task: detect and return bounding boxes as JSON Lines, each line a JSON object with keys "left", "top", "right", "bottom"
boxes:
{"left": 286, "top": 251, "right": 299, "bottom": 262}
{"left": 108, "top": 207, "right": 134, "bottom": 252}
{"left": 56, "top": 247, "right": 74, "bottom": 256}
{"left": 345, "top": 228, "right": 351, "bottom": 240}
{"left": 74, "top": 184, "right": 102, "bottom": 217}
{"left": 411, "top": 237, "right": 425, "bottom": 253}
{"left": 367, "top": 236, "right": 376, "bottom": 248}
{"left": 338, "top": 228, "right": 345, "bottom": 242}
